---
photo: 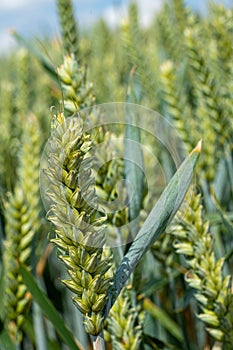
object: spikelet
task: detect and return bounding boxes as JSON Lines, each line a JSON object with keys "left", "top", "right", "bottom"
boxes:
{"left": 107, "top": 287, "right": 143, "bottom": 350}
{"left": 57, "top": 53, "right": 95, "bottom": 114}
{"left": 155, "top": 0, "right": 191, "bottom": 62}
{"left": 121, "top": 2, "right": 141, "bottom": 72}
{"left": 93, "top": 130, "right": 128, "bottom": 229}
{"left": 3, "top": 114, "right": 42, "bottom": 344}
{"left": 3, "top": 187, "right": 33, "bottom": 343}
{"left": 58, "top": 54, "right": 128, "bottom": 230}
{"left": 16, "top": 49, "right": 30, "bottom": 117}
{"left": 91, "top": 19, "right": 124, "bottom": 103}
{"left": 57, "top": 0, "right": 79, "bottom": 60}
{"left": 184, "top": 27, "right": 229, "bottom": 182}
{"left": 159, "top": 60, "right": 194, "bottom": 149}
{"left": 18, "top": 114, "right": 42, "bottom": 231}
{"left": 45, "top": 112, "right": 113, "bottom": 335}
{"left": 209, "top": 4, "right": 233, "bottom": 75}
{"left": 170, "top": 191, "right": 233, "bottom": 346}
{"left": 121, "top": 2, "right": 159, "bottom": 108}
{"left": 0, "top": 82, "right": 16, "bottom": 190}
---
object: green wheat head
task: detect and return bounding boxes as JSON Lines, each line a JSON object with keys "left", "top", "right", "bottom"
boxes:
{"left": 184, "top": 27, "right": 228, "bottom": 182}
{"left": 93, "top": 130, "right": 128, "bottom": 229}
{"left": 18, "top": 114, "right": 42, "bottom": 231}
{"left": 3, "top": 115, "right": 42, "bottom": 344}
{"left": 16, "top": 49, "right": 31, "bottom": 117}
{"left": 57, "top": 53, "right": 95, "bottom": 114}
{"left": 107, "top": 286, "right": 143, "bottom": 350}
{"left": 57, "top": 0, "right": 79, "bottom": 60}
{"left": 58, "top": 53, "right": 128, "bottom": 230}
{"left": 0, "top": 81, "right": 15, "bottom": 190}
{"left": 171, "top": 191, "right": 233, "bottom": 346}
{"left": 45, "top": 112, "right": 113, "bottom": 335}
{"left": 155, "top": 0, "right": 191, "bottom": 62}
{"left": 3, "top": 187, "right": 33, "bottom": 343}
{"left": 121, "top": 2, "right": 158, "bottom": 107}
{"left": 159, "top": 60, "right": 194, "bottom": 149}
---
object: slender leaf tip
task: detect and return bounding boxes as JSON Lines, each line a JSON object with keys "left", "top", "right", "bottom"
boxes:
{"left": 191, "top": 139, "right": 202, "bottom": 155}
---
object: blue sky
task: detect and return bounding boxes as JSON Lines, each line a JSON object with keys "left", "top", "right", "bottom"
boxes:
{"left": 0, "top": 0, "right": 232, "bottom": 53}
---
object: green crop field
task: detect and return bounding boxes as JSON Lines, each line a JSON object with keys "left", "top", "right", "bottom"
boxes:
{"left": 0, "top": 1, "right": 233, "bottom": 349}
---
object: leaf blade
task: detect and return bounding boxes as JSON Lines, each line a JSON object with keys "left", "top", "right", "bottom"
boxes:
{"left": 143, "top": 298, "right": 183, "bottom": 342}
{"left": 106, "top": 141, "right": 201, "bottom": 314}
{"left": 19, "top": 264, "right": 82, "bottom": 350}
{"left": 124, "top": 68, "right": 144, "bottom": 224}
{"left": 124, "top": 107, "right": 144, "bottom": 222}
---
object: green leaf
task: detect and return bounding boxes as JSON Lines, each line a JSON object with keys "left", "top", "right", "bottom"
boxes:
{"left": 105, "top": 141, "right": 201, "bottom": 315}
{"left": 124, "top": 67, "right": 144, "bottom": 242}
{"left": 143, "top": 333, "right": 181, "bottom": 350}
{"left": 141, "top": 270, "right": 180, "bottom": 297}
{"left": 19, "top": 264, "right": 81, "bottom": 350}
{"left": 143, "top": 298, "right": 182, "bottom": 342}
{"left": 0, "top": 327, "right": 17, "bottom": 350}
{"left": 124, "top": 100, "right": 144, "bottom": 224}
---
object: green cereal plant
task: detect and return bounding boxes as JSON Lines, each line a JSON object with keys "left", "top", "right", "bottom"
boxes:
{"left": 107, "top": 287, "right": 143, "bottom": 350}
{"left": 93, "top": 130, "right": 128, "bottom": 230}
{"left": 155, "top": 0, "right": 191, "bottom": 62}
{"left": 44, "top": 106, "right": 200, "bottom": 349}
{"left": 3, "top": 187, "right": 33, "bottom": 345}
{"left": 57, "top": 0, "right": 79, "bottom": 61}
{"left": 159, "top": 60, "right": 194, "bottom": 150}
{"left": 0, "top": 81, "right": 16, "bottom": 190}
{"left": 121, "top": 2, "right": 141, "bottom": 74}
{"left": 171, "top": 192, "right": 233, "bottom": 347}
{"left": 90, "top": 19, "right": 125, "bottom": 103}
{"left": 151, "top": 231, "right": 175, "bottom": 273}
{"left": 2, "top": 1, "right": 228, "bottom": 348}
{"left": 2, "top": 115, "right": 42, "bottom": 345}
{"left": 58, "top": 53, "right": 128, "bottom": 230}
{"left": 18, "top": 115, "right": 42, "bottom": 231}
{"left": 45, "top": 112, "right": 113, "bottom": 336}
{"left": 57, "top": 53, "right": 95, "bottom": 114}
{"left": 16, "top": 49, "right": 31, "bottom": 117}
{"left": 184, "top": 27, "right": 229, "bottom": 183}
{"left": 209, "top": 3, "right": 233, "bottom": 77}
{"left": 121, "top": 2, "right": 159, "bottom": 108}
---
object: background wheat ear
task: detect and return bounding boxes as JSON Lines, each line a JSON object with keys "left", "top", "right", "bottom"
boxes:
{"left": 107, "top": 286, "right": 143, "bottom": 350}
{"left": 170, "top": 190, "right": 233, "bottom": 346}
{"left": 2, "top": 113, "right": 42, "bottom": 346}
{"left": 3, "top": 187, "right": 33, "bottom": 344}
{"left": 57, "top": 0, "right": 80, "bottom": 61}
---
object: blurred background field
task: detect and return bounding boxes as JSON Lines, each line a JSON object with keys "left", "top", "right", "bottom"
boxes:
{"left": 0, "top": 0, "right": 233, "bottom": 349}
